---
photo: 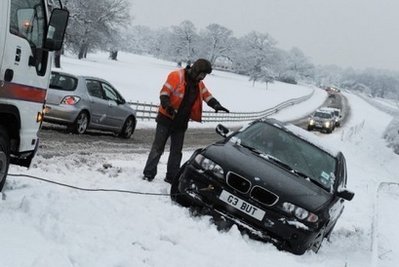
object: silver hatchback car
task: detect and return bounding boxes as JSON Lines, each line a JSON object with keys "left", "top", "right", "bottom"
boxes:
{"left": 44, "top": 71, "right": 137, "bottom": 138}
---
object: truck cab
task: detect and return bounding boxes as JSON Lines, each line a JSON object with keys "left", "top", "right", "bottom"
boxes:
{"left": 0, "top": 0, "right": 68, "bottom": 191}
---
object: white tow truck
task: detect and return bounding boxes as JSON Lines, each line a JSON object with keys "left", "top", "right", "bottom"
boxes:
{"left": 0, "top": 0, "right": 68, "bottom": 191}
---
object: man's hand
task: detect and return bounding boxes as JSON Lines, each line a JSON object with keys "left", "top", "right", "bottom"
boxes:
{"left": 166, "top": 106, "right": 177, "bottom": 117}
{"left": 214, "top": 104, "right": 230, "bottom": 113}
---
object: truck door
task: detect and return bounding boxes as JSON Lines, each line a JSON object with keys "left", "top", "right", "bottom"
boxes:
{"left": 1, "top": 0, "right": 51, "bottom": 99}
{"left": 0, "top": 0, "right": 7, "bottom": 67}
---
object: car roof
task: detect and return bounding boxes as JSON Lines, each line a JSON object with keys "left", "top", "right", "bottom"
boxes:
{"left": 320, "top": 107, "right": 340, "bottom": 112}
{"left": 51, "top": 70, "right": 79, "bottom": 79}
{"left": 51, "top": 71, "right": 110, "bottom": 84}
{"left": 315, "top": 110, "right": 333, "bottom": 115}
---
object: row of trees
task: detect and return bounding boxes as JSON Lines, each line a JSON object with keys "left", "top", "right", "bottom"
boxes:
{"left": 122, "top": 21, "right": 315, "bottom": 87}
{"left": 62, "top": 1, "right": 399, "bottom": 100}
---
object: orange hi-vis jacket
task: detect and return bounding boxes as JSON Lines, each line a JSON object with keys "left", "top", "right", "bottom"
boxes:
{"left": 159, "top": 68, "right": 214, "bottom": 122}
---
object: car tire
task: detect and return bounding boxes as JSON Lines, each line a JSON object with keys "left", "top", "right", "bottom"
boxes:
{"left": 310, "top": 226, "right": 327, "bottom": 253}
{"left": 170, "top": 165, "right": 193, "bottom": 207}
{"left": 119, "top": 116, "right": 136, "bottom": 139}
{"left": 72, "top": 111, "right": 89, "bottom": 134}
{"left": 0, "top": 126, "right": 10, "bottom": 192}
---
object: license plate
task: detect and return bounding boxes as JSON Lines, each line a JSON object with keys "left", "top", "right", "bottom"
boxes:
{"left": 219, "top": 190, "right": 265, "bottom": 221}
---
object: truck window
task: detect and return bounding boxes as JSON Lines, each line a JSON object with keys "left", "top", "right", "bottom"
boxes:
{"left": 10, "top": 0, "right": 46, "bottom": 49}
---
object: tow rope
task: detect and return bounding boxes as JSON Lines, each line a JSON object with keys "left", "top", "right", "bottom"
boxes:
{"left": 8, "top": 173, "right": 172, "bottom": 196}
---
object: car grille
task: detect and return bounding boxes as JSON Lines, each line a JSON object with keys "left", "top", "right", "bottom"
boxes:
{"left": 250, "top": 186, "right": 279, "bottom": 206}
{"left": 226, "top": 172, "right": 251, "bottom": 193}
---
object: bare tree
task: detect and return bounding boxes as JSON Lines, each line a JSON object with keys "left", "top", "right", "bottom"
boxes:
{"left": 170, "top": 20, "right": 199, "bottom": 62}
{"left": 65, "top": 0, "right": 131, "bottom": 59}
{"left": 201, "top": 24, "right": 233, "bottom": 64}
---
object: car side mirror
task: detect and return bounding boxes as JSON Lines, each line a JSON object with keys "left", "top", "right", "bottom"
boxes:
{"left": 44, "top": 9, "right": 69, "bottom": 51}
{"left": 216, "top": 124, "right": 230, "bottom": 138}
{"left": 336, "top": 189, "right": 355, "bottom": 201}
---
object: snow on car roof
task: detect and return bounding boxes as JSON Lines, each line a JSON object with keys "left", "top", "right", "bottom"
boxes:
{"left": 319, "top": 107, "right": 341, "bottom": 112}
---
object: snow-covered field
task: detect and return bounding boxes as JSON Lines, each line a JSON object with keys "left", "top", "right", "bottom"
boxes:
{"left": 1, "top": 53, "right": 398, "bottom": 267}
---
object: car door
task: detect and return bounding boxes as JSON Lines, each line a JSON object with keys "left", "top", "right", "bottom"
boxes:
{"left": 85, "top": 79, "right": 110, "bottom": 128}
{"left": 101, "top": 82, "right": 126, "bottom": 130}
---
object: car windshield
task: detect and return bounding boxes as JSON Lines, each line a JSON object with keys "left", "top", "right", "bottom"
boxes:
{"left": 314, "top": 112, "right": 332, "bottom": 119}
{"left": 49, "top": 73, "right": 78, "bottom": 91}
{"left": 233, "top": 121, "right": 336, "bottom": 191}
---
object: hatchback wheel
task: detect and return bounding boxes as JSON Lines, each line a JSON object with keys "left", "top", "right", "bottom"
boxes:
{"left": 119, "top": 116, "right": 136, "bottom": 139}
{"left": 0, "top": 127, "right": 10, "bottom": 192}
{"left": 73, "top": 112, "right": 89, "bottom": 134}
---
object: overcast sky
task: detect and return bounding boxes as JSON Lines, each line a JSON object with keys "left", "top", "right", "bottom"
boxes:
{"left": 129, "top": 0, "right": 399, "bottom": 72}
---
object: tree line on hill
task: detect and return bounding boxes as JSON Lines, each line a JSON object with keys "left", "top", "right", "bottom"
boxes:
{"left": 61, "top": 0, "right": 399, "bottom": 101}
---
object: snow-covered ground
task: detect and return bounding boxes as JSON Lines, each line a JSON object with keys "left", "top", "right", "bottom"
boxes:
{"left": 1, "top": 53, "right": 399, "bottom": 267}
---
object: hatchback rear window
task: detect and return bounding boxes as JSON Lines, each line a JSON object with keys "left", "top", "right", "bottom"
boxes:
{"left": 50, "top": 73, "right": 77, "bottom": 91}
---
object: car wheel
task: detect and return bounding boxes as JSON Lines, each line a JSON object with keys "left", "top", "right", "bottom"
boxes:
{"left": 73, "top": 111, "right": 89, "bottom": 134}
{"left": 0, "top": 126, "right": 10, "bottom": 192}
{"left": 311, "top": 226, "right": 327, "bottom": 253}
{"left": 119, "top": 116, "right": 136, "bottom": 139}
{"left": 170, "top": 164, "right": 193, "bottom": 207}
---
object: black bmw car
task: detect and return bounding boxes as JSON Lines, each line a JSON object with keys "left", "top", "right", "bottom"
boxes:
{"left": 171, "top": 118, "right": 354, "bottom": 255}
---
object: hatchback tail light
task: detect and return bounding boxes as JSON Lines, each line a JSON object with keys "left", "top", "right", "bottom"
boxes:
{"left": 61, "top": 96, "right": 81, "bottom": 105}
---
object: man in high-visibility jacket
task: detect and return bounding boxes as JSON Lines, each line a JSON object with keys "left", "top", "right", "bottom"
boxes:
{"left": 143, "top": 59, "right": 229, "bottom": 183}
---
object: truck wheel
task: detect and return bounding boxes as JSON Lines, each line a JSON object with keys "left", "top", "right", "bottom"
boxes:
{"left": 119, "top": 116, "right": 136, "bottom": 139}
{"left": 0, "top": 127, "right": 10, "bottom": 192}
{"left": 73, "top": 111, "right": 89, "bottom": 134}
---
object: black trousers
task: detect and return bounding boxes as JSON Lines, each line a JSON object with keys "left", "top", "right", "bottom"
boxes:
{"left": 143, "top": 123, "right": 185, "bottom": 180}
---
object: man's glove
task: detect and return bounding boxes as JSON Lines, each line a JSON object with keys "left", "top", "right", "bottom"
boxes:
{"left": 166, "top": 106, "right": 177, "bottom": 117}
{"left": 214, "top": 104, "right": 230, "bottom": 113}
{"left": 160, "top": 95, "right": 177, "bottom": 118}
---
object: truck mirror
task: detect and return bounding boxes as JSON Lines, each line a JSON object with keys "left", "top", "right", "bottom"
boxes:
{"left": 44, "top": 9, "right": 69, "bottom": 51}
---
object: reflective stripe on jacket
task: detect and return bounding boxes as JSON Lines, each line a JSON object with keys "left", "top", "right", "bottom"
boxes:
{"left": 159, "top": 69, "right": 213, "bottom": 122}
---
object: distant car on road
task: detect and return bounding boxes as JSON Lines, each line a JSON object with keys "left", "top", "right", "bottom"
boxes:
{"left": 319, "top": 107, "right": 342, "bottom": 127}
{"left": 171, "top": 118, "right": 354, "bottom": 255}
{"left": 44, "top": 71, "right": 136, "bottom": 138}
{"left": 307, "top": 110, "right": 336, "bottom": 133}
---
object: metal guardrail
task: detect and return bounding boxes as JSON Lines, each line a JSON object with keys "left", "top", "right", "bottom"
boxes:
{"left": 129, "top": 89, "right": 314, "bottom": 122}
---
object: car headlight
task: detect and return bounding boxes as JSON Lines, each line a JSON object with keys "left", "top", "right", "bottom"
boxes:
{"left": 324, "top": 121, "right": 330, "bottom": 127}
{"left": 194, "top": 154, "right": 224, "bottom": 179}
{"left": 309, "top": 119, "right": 315, "bottom": 125}
{"left": 282, "top": 202, "right": 318, "bottom": 223}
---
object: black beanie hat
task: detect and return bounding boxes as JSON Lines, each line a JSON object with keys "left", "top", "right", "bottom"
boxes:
{"left": 191, "top": 59, "right": 212, "bottom": 75}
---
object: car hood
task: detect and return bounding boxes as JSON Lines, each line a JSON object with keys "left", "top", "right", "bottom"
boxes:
{"left": 202, "top": 142, "right": 332, "bottom": 211}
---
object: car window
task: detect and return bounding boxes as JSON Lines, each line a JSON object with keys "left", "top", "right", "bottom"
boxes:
{"left": 102, "top": 83, "right": 123, "bottom": 102}
{"left": 314, "top": 112, "right": 332, "bottom": 119}
{"left": 235, "top": 122, "right": 337, "bottom": 190}
{"left": 49, "top": 73, "right": 77, "bottom": 91}
{"left": 86, "top": 80, "right": 104, "bottom": 99}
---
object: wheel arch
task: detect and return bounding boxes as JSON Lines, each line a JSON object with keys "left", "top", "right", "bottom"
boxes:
{"left": 0, "top": 104, "right": 21, "bottom": 153}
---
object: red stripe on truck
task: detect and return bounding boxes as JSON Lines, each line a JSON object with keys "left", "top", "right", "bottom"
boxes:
{"left": 0, "top": 81, "right": 46, "bottom": 103}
